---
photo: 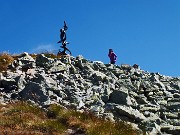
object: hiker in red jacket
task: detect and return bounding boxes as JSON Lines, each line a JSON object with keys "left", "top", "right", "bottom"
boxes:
{"left": 108, "top": 49, "right": 117, "bottom": 64}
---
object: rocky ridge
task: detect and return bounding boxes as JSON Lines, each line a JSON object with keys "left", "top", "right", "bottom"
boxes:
{"left": 0, "top": 52, "right": 180, "bottom": 135}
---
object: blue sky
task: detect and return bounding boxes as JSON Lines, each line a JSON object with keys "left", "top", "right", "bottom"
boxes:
{"left": 0, "top": 0, "right": 180, "bottom": 77}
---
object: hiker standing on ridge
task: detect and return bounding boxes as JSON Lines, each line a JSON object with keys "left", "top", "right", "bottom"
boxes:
{"left": 108, "top": 49, "right": 117, "bottom": 64}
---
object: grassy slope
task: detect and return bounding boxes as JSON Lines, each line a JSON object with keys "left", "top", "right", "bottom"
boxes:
{"left": 0, "top": 101, "right": 139, "bottom": 135}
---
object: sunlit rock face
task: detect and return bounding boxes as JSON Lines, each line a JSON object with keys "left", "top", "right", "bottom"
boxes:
{"left": 0, "top": 52, "right": 180, "bottom": 134}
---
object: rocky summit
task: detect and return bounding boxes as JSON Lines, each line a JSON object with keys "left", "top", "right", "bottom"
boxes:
{"left": 0, "top": 52, "right": 180, "bottom": 135}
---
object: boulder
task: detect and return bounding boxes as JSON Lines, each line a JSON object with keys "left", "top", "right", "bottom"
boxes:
{"left": 18, "top": 52, "right": 35, "bottom": 64}
{"left": 109, "top": 87, "right": 132, "bottom": 106}
{"left": 19, "top": 81, "right": 49, "bottom": 104}
{"left": 91, "top": 71, "right": 107, "bottom": 82}
{"left": 36, "top": 54, "right": 54, "bottom": 68}
{"left": 115, "top": 105, "right": 146, "bottom": 122}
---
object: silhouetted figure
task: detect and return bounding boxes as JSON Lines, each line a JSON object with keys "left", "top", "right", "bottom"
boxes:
{"left": 58, "top": 21, "right": 68, "bottom": 44}
{"left": 57, "top": 21, "right": 71, "bottom": 55}
{"left": 108, "top": 49, "right": 117, "bottom": 64}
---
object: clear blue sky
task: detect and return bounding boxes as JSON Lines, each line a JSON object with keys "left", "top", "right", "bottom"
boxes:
{"left": 0, "top": 0, "right": 180, "bottom": 77}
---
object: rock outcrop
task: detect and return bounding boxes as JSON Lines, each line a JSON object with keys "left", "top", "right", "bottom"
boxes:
{"left": 0, "top": 52, "right": 180, "bottom": 135}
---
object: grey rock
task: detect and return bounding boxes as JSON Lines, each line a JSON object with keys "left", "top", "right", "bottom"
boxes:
{"left": 77, "top": 100, "right": 85, "bottom": 109}
{"left": 109, "top": 87, "right": 132, "bottom": 105}
{"left": 49, "top": 64, "right": 67, "bottom": 73}
{"left": 140, "top": 106, "right": 159, "bottom": 113}
{"left": 93, "top": 61, "right": 107, "bottom": 71}
{"left": 173, "top": 93, "right": 180, "bottom": 98}
{"left": 91, "top": 71, "right": 107, "bottom": 82}
{"left": 166, "top": 102, "right": 180, "bottom": 110}
{"left": 136, "top": 95, "right": 148, "bottom": 104}
{"left": 0, "top": 78, "right": 17, "bottom": 92}
{"left": 164, "top": 112, "right": 179, "bottom": 119}
{"left": 161, "top": 125, "right": 180, "bottom": 135}
{"left": 36, "top": 54, "right": 54, "bottom": 68}
{"left": 115, "top": 105, "right": 146, "bottom": 122}
{"left": 1, "top": 54, "right": 180, "bottom": 134}
{"left": 18, "top": 52, "right": 35, "bottom": 64}
{"left": 19, "top": 81, "right": 49, "bottom": 105}
{"left": 170, "top": 81, "right": 180, "bottom": 90}
{"left": 146, "top": 123, "right": 162, "bottom": 135}
{"left": 103, "top": 113, "right": 115, "bottom": 121}
{"left": 15, "top": 75, "right": 27, "bottom": 90}
{"left": 101, "top": 95, "right": 109, "bottom": 103}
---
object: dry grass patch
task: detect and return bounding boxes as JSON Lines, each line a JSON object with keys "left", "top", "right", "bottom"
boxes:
{"left": 0, "top": 52, "right": 14, "bottom": 72}
{"left": 0, "top": 101, "right": 59, "bottom": 134}
{"left": 0, "top": 101, "right": 140, "bottom": 135}
{"left": 48, "top": 104, "right": 140, "bottom": 135}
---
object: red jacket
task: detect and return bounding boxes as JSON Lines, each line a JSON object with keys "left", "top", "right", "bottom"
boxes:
{"left": 108, "top": 52, "right": 117, "bottom": 62}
